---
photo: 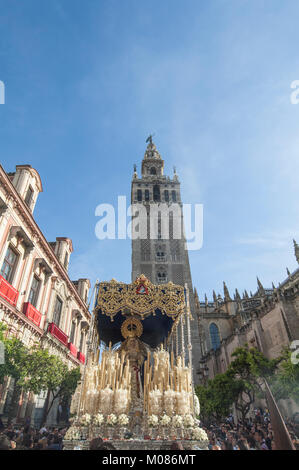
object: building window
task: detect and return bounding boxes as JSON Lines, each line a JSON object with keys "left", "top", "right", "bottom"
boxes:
{"left": 150, "top": 167, "right": 156, "bottom": 175}
{"left": 69, "top": 321, "right": 76, "bottom": 344}
{"left": 28, "top": 275, "right": 41, "bottom": 307}
{"left": 24, "top": 186, "right": 34, "bottom": 208}
{"left": 145, "top": 189, "right": 150, "bottom": 201}
{"left": 157, "top": 270, "right": 167, "bottom": 283}
{"left": 79, "top": 331, "right": 84, "bottom": 351}
{"left": 210, "top": 323, "right": 221, "bottom": 350}
{"left": 153, "top": 185, "right": 160, "bottom": 202}
{"left": 171, "top": 190, "right": 177, "bottom": 202}
{"left": 164, "top": 190, "right": 169, "bottom": 202}
{"left": 53, "top": 296, "right": 63, "bottom": 327}
{"left": 137, "top": 189, "right": 142, "bottom": 202}
{"left": 156, "top": 245, "right": 166, "bottom": 261}
{"left": 0, "top": 246, "right": 19, "bottom": 284}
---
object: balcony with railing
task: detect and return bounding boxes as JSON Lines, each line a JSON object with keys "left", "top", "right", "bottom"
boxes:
{"left": 155, "top": 256, "right": 167, "bottom": 262}
{"left": 0, "top": 275, "right": 19, "bottom": 307}
{"left": 68, "top": 342, "right": 78, "bottom": 358}
{"left": 48, "top": 322, "right": 68, "bottom": 346}
{"left": 77, "top": 351, "right": 85, "bottom": 364}
{"left": 156, "top": 277, "right": 168, "bottom": 284}
{"left": 23, "top": 302, "right": 42, "bottom": 327}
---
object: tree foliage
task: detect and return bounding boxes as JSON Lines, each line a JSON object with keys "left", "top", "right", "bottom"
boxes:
{"left": 226, "top": 346, "right": 279, "bottom": 420}
{"left": 268, "top": 348, "right": 299, "bottom": 404}
{"left": 196, "top": 345, "right": 279, "bottom": 422}
{"left": 0, "top": 323, "right": 28, "bottom": 385}
{"left": 0, "top": 321, "right": 81, "bottom": 423}
{"left": 196, "top": 372, "right": 243, "bottom": 422}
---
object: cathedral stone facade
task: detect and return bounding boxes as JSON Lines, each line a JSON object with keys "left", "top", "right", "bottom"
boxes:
{"left": 131, "top": 138, "right": 201, "bottom": 383}
{"left": 195, "top": 242, "right": 299, "bottom": 417}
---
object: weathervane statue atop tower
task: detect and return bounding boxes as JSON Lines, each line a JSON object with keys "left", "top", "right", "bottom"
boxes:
{"left": 146, "top": 134, "right": 154, "bottom": 145}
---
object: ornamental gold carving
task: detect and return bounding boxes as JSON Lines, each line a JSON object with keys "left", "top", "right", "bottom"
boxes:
{"left": 95, "top": 275, "right": 185, "bottom": 320}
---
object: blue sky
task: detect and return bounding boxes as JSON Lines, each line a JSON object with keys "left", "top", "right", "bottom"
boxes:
{"left": 0, "top": 0, "right": 299, "bottom": 302}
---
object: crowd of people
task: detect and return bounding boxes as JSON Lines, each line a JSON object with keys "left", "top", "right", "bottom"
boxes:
{"left": 0, "top": 420, "right": 67, "bottom": 450}
{"left": 201, "top": 408, "right": 299, "bottom": 450}
{"left": 0, "top": 408, "right": 298, "bottom": 450}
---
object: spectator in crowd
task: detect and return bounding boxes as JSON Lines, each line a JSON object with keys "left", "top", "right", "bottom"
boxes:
{"left": 0, "top": 433, "right": 12, "bottom": 450}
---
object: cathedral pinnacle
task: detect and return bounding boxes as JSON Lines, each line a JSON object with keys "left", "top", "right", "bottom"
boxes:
{"left": 194, "top": 288, "right": 200, "bottom": 309}
{"left": 223, "top": 281, "right": 231, "bottom": 301}
{"left": 257, "top": 277, "right": 265, "bottom": 295}
{"left": 293, "top": 239, "right": 299, "bottom": 264}
{"left": 173, "top": 165, "right": 179, "bottom": 181}
{"left": 235, "top": 288, "right": 241, "bottom": 301}
{"left": 244, "top": 290, "right": 249, "bottom": 299}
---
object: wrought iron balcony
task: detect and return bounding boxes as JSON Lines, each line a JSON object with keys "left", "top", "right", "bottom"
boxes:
{"left": 155, "top": 256, "right": 167, "bottom": 262}
{"left": 77, "top": 351, "right": 85, "bottom": 364}
{"left": 68, "top": 342, "right": 78, "bottom": 357}
{"left": 23, "top": 302, "right": 42, "bottom": 327}
{"left": 48, "top": 322, "right": 68, "bottom": 346}
{"left": 0, "top": 275, "right": 19, "bottom": 307}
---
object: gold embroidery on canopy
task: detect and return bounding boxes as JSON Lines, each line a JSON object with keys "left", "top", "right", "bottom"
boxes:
{"left": 95, "top": 275, "right": 185, "bottom": 320}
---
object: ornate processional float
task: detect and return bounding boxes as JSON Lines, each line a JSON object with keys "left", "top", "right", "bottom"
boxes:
{"left": 64, "top": 275, "right": 208, "bottom": 449}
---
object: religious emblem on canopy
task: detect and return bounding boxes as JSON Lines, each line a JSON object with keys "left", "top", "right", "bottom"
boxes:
{"left": 136, "top": 283, "right": 148, "bottom": 295}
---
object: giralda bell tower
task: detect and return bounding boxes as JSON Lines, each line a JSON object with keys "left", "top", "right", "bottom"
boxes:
{"left": 131, "top": 137, "right": 201, "bottom": 383}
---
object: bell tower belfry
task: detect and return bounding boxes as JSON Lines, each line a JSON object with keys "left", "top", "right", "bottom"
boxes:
{"left": 131, "top": 137, "right": 201, "bottom": 383}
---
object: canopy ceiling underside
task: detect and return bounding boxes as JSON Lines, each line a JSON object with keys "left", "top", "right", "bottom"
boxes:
{"left": 97, "top": 309, "right": 175, "bottom": 349}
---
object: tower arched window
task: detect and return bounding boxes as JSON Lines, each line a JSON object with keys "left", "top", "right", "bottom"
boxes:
{"left": 157, "top": 269, "right": 167, "bottom": 284}
{"left": 153, "top": 185, "right": 160, "bottom": 202}
{"left": 164, "top": 190, "right": 169, "bottom": 202}
{"left": 150, "top": 167, "right": 157, "bottom": 175}
{"left": 137, "top": 189, "right": 142, "bottom": 202}
{"left": 172, "top": 190, "right": 177, "bottom": 202}
{"left": 145, "top": 189, "right": 150, "bottom": 201}
{"left": 156, "top": 244, "right": 166, "bottom": 261}
{"left": 209, "top": 323, "right": 221, "bottom": 350}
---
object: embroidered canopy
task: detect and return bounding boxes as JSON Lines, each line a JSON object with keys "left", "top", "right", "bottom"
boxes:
{"left": 95, "top": 275, "right": 185, "bottom": 348}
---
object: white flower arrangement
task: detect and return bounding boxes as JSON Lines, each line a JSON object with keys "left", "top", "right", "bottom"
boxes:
{"left": 192, "top": 427, "right": 208, "bottom": 442}
{"left": 107, "top": 413, "right": 117, "bottom": 426}
{"left": 80, "top": 413, "right": 92, "bottom": 426}
{"left": 183, "top": 414, "right": 195, "bottom": 428}
{"left": 93, "top": 413, "right": 104, "bottom": 426}
{"left": 118, "top": 414, "right": 129, "bottom": 426}
{"left": 64, "top": 427, "right": 81, "bottom": 441}
{"left": 172, "top": 415, "right": 183, "bottom": 428}
{"left": 148, "top": 414, "right": 159, "bottom": 427}
{"left": 160, "top": 414, "right": 171, "bottom": 426}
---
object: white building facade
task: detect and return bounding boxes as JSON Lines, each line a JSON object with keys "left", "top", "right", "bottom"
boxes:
{"left": 0, "top": 164, "right": 91, "bottom": 427}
